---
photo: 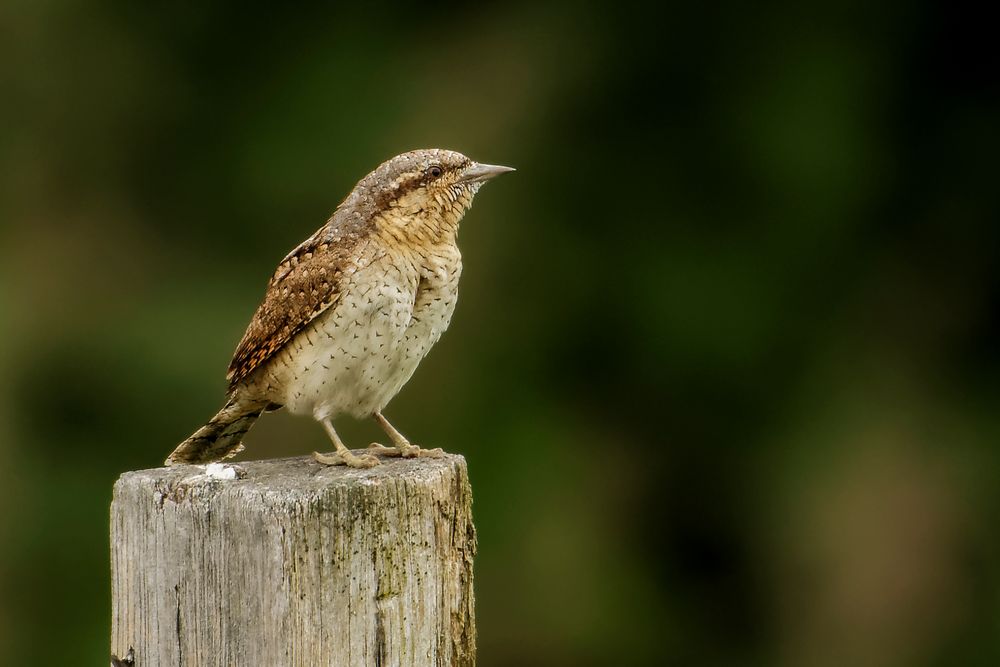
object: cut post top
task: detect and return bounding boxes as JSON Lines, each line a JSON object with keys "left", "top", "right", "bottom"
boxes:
{"left": 114, "top": 452, "right": 468, "bottom": 502}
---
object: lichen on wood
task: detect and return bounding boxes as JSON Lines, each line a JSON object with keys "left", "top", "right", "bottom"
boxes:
{"left": 110, "top": 453, "right": 476, "bottom": 666}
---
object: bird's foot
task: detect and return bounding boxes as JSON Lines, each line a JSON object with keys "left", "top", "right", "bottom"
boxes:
{"left": 368, "top": 442, "right": 445, "bottom": 459}
{"left": 312, "top": 449, "right": 379, "bottom": 468}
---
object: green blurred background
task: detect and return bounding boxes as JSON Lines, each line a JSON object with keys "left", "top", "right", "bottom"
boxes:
{"left": 1, "top": 1, "right": 998, "bottom": 665}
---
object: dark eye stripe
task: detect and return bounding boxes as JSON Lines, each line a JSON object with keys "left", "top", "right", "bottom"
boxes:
{"left": 374, "top": 171, "right": 427, "bottom": 209}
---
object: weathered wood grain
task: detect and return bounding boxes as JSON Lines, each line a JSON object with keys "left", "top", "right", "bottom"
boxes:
{"left": 110, "top": 454, "right": 476, "bottom": 666}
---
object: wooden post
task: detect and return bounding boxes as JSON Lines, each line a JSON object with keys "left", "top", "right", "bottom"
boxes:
{"left": 110, "top": 454, "right": 476, "bottom": 666}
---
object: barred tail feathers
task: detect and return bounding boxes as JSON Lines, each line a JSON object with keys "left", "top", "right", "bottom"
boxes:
{"left": 165, "top": 398, "right": 264, "bottom": 465}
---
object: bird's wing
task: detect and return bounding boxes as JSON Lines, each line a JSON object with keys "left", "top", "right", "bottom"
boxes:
{"left": 226, "top": 226, "right": 371, "bottom": 389}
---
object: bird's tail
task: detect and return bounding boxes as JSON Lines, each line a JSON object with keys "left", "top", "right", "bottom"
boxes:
{"left": 165, "top": 397, "right": 264, "bottom": 466}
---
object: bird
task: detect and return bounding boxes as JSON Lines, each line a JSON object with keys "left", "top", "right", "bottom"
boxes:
{"left": 165, "top": 149, "right": 513, "bottom": 468}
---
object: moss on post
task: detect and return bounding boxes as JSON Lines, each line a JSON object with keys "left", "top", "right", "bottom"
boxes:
{"left": 110, "top": 454, "right": 476, "bottom": 666}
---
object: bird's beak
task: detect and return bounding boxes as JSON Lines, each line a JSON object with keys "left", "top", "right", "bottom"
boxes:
{"left": 459, "top": 162, "right": 516, "bottom": 184}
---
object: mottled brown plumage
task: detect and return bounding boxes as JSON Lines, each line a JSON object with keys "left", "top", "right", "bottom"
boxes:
{"left": 227, "top": 235, "right": 352, "bottom": 388}
{"left": 166, "top": 149, "right": 513, "bottom": 467}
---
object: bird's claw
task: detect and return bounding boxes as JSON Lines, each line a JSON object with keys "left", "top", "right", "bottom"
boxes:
{"left": 368, "top": 442, "right": 445, "bottom": 458}
{"left": 312, "top": 450, "right": 379, "bottom": 468}
{"left": 413, "top": 446, "right": 445, "bottom": 458}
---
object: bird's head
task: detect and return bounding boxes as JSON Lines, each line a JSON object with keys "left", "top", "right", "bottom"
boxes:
{"left": 356, "top": 148, "right": 514, "bottom": 241}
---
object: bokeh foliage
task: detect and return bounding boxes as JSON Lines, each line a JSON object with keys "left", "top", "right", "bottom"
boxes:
{"left": 1, "top": 1, "right": 997, "bottom": 665}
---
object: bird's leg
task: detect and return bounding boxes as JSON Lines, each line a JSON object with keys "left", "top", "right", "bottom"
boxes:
{"left": 313, "top": 418, "right": 379, "bottom": 468}
{"left": 368, "top": 411, "right": 444, "bottom": 458}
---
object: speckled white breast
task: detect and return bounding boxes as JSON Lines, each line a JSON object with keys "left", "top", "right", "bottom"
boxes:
{"left": 260, "top": 246, "right": 461, "bottom": 419}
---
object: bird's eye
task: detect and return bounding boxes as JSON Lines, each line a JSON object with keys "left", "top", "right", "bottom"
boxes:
{"left": 426, "top": 165, "right": 443, "bottom": 179}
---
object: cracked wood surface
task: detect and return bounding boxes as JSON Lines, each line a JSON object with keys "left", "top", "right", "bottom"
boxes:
{"left": 110, "top": 453, "right": 476, "bottom": 666}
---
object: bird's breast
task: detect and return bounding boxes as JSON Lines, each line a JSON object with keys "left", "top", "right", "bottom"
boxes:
{"left": 260, "top": 245, "right": 462, "bottom": 419}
